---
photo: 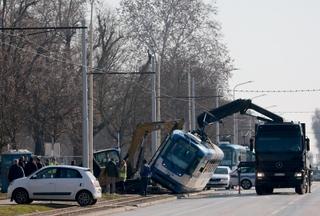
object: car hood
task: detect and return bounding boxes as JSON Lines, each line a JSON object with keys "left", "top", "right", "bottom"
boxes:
{"left": 212, "top": 174, "right": 229, "bottom": 179}
{"left": 10, "top": 177, "right": 28, "bottom": 185}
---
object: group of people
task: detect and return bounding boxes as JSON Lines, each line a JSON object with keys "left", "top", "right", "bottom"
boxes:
{"left": 8, "top": 156, "right": 45, "bottom": 183}
{"left": 105, "top": 158, "right": 151, "bottom": 196}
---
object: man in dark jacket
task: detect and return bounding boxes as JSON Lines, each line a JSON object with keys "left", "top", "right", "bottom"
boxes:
{"left": 105, "top": 158, "right": 119, "bottom": 194}
{"left": 35, "top": 157, "right": 44, "bottom": 169}
{"left": 140, "top": 159, "right": 151, "bottom": 196}
{"left": 24, "top": 157, "right": 38, "bottom": 176}
{"left": 8, "top": 159, "right": 25, "bottom": 183}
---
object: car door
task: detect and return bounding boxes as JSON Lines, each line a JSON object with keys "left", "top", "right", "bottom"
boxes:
{"left": 28, "top": 167, "right": 58, "bottom": 200}
{"left": 240, "top": 167, "right": 255, "bottom": 185}
{"left": 54, "top": 168, "right": 83, "bottom": 200}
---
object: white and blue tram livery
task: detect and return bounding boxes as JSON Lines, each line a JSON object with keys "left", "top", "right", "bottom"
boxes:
{"left": 150, "top": 130, "right": 224, "bottom": 193}
{"left": 218, "top": 142, "right": 254, "bottom": 170}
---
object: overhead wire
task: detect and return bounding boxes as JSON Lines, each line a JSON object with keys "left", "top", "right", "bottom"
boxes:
{"left": 1, "top": 31, "right": 319, "bottom": 119}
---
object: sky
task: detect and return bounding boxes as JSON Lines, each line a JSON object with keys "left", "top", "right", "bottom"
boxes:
{"left": 214, "top": 0, "right": 320, "bottom": 154}
{"left": 106, "top": 0, "right": 320, "bottom": 154}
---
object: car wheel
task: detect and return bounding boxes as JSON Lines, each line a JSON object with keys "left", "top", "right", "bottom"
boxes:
{"left": 13, "top": 188, "right": 30, "bottom": 204}
{"left": 76, "top": 190, "right": 93, "bottom": 206}
{"left": 241, "top": 179, "right": 252, "bottom": 190}
{"left": 90, "top": 199, "right": 97, "bottom": 205}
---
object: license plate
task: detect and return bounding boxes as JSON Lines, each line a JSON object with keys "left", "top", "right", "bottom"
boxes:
{"left": 274, "top": 173, "right": 285, "bottom": 176}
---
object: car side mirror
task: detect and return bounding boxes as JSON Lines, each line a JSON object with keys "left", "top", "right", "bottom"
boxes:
{"left": 31, "top": 174, "right": 37, "bottom": 179}
{"left": 249, "top": 138, "right": 254, "bottom": 152}
{"left": 306, "top": 138, "right": 310, "bottom": 151}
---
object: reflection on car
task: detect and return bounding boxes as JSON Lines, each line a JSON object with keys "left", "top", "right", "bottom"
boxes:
{"left": 206, "top": 166, "right": 231, "bottom": 190}
{"left": 7, "top": 165, "right": 102, "bottom": 206}
{"left": 230, "top": 161, "right": 255, "bottom": 190}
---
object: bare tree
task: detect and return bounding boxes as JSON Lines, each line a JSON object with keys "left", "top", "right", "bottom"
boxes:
{"left": 119, "top": 0, "right": 233, "bottom": 136}
{"left": 312, "top": 109, "right": 320, "bottom": 153}
{"left": 92, "top": 8, "right": 149, "bottom": 150}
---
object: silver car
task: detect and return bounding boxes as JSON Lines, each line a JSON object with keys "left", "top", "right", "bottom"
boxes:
{"left": 206, "top": 166, "right": 231, "bottom": 190}
{"left": 230, "top": 166, "right": 255, "bottom": 190}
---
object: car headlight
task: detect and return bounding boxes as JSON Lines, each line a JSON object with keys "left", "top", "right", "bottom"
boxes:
{"left": 257, "top": 172, "right": 265, "bottom": 178}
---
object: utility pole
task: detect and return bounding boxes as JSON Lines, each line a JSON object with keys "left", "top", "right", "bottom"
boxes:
{"left": 151, "top": 54, "right": 157, "bottom": 155}
{"left": 188, "top": 67, "right": 192, "bottom": 131}
{"left": 88, "top": 0, "right": 94, "bottom": 171}
{"left": 215, "top": 86, "right": 222, "bottom": 144}
{"left": 81, "top": 19, "right": 89, "bottom": 168}
{"left": 191, "top": 77, "right": 196, "bottom": 130}
{"left": 156, "top": 55, "right": 161, "bottom": 147}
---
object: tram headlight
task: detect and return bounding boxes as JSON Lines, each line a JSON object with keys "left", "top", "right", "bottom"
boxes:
{"left": 257, "top": 172, "right": 265, "bottom": 179}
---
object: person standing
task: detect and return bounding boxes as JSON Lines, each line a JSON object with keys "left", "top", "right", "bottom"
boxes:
{"left": 71, "top": 160, "right": 76, "bottom": 166}
{"left": 8, "top": 159, "right": 25, "bottom": 183}
{"left": 118, "top": 159, "right": 127, "bottom": 193}
{"left": 35, "top": 157, "right": 44, "bottom": 169}
{"left": 24, "top": 157, "right": 38, "bottom": 176}
{"left": 105, "top": 158, "right": 119, "bottom": 194}
{"left": 18, "top": 156, "right": 26, "bottom": 172}
{"left": 140, "top": 159, "right": 151, "bottom": 196}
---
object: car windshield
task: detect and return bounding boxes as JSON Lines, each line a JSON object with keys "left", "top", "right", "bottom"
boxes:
{"left": 239, "top": 167, "right": 255, "bottom": 173}
{"left": 214, "top": 167, "right": 228, "bottom": 174}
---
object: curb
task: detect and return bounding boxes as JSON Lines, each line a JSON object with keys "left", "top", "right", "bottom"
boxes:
{"left": 135, "top": 196, "right": 177, "bottom": 207}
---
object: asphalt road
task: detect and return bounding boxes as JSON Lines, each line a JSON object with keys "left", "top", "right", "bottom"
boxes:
{"left": 83, "top": 182, "right": 320, "bottom": 216}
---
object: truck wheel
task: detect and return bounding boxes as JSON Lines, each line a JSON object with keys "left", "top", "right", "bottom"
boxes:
{"left": 295, "top": 184, "right": 305, "bottom": 195}
{"left": 256, "top": 186, "right": 264, "bottom": 195}
{"left": 265, "top": 187, "right": 273, "bottom": 194}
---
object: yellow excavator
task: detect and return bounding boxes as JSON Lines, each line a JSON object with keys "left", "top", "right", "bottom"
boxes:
{"left": 93, "top": 119, "right": 184, "bottom": 192}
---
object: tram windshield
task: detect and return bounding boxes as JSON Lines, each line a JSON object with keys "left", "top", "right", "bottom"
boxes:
{"left": 162, "top": 137, "right": 200, "bottom": 175}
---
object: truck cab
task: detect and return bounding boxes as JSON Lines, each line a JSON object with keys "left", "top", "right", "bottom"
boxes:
{"left": 254, "top": 122, "right": 312, "bottom": 195}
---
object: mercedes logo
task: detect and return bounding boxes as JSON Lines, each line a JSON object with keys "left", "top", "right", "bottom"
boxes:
{"left": 275, "top": 161, "right": 283, "bottom": 169}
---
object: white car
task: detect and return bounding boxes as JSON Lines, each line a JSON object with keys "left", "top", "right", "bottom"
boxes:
{"left": 7, "top": 165, "right": 101, "bottom": 206}
{"left": 206, "top": 166, "right": 231, "bottom": 190}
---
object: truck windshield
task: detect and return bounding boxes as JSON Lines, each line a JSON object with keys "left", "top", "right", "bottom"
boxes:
{"left": 256, "top": 127, "right": 302, "bottom": 152}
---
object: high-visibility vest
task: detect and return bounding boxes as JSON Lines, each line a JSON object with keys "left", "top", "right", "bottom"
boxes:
{"left": 119, "top": 164, "right": 127, "bottom": 181}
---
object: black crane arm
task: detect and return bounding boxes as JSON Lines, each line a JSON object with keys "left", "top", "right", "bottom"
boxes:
{"left": 197, "top": 99, "right": 283, "bottom": 129}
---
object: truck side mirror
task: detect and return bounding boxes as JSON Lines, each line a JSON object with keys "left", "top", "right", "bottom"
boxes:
{"left": 249, "top": 138, "right": 254, "bottom": 152}
{"left": 306, "top": 138, "right": 310, "bottom": 151}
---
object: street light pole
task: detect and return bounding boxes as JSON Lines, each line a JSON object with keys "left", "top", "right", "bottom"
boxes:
{"left": 88, "top": 0, "right": 94, "bottom": 171}
{"left": 233, "top": 81, "right": 253, "bottom": 144}
{"left": 215, "top": 86, "right": 223, "bottom": 144}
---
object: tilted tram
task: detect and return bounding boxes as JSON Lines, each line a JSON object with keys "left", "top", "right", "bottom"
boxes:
{"left": 150, "top": 130, "right": 224, "bottom": 193}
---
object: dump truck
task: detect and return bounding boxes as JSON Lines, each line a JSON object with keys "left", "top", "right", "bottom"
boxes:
{"left": 197, "top": 99, "right": 312, "bottom": 195}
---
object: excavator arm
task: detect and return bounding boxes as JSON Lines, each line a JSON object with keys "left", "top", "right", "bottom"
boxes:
{"left": 197, "top": 99, "right": 283, "bottom": 129}
{"left": 125, "top": 119, "right": 184, "bottom": 178}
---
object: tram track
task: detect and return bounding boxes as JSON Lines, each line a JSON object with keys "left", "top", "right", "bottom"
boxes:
{"left": 23, "top": 194, "right": 177, "bottom": 216}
